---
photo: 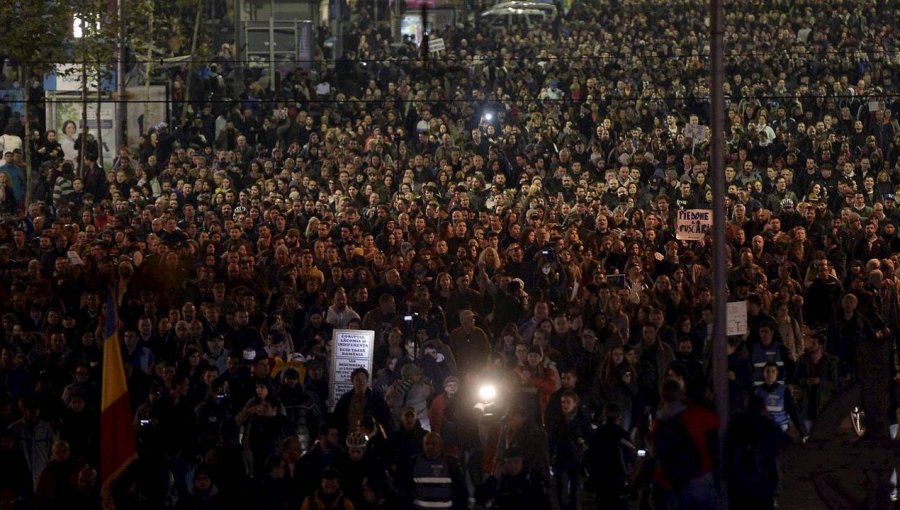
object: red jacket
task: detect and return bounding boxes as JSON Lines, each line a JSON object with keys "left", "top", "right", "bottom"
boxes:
{"left": 513, "top": 364, "right": 558, "bottom": 424}
{"left": 651, "top": 401, "right": 720, "bottom": 488}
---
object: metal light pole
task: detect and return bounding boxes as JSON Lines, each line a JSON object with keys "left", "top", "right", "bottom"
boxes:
{"left": 392, "top": 0, "right": 403, "bottom": 43}
{"left": 74, "top": 15, "right": 88, "bottom": 178}
{"left": 709, "top": 0, "right": 728, "bottom": 507}
{"left": 268, "top": 16, "right": 276, "bottom": 92}
{"left": 331, "top": 0, "right": 343, "bottom": 61}
{"left": 420, "top": 3, "right": 428, "bottom": 69}
{"left": 117, "top": 0, "right": 126, "bottom": 148}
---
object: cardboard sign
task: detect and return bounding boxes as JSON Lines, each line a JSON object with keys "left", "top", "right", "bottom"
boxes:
{"left": 726, "top": 301, "right": 748, "bottom": 336}
{"left": 676, "top": 209, "right": 712, "bottom": 241}
{"left": 329, "top": 330, "right": 375, "bottom": 406}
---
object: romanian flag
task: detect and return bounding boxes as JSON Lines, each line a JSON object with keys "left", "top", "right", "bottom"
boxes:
{"left": 101, "top": 289, "right": 137, "bottom": 485}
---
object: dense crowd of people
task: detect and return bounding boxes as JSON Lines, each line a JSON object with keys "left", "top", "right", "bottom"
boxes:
{"left": 0, "top": 0, "right": 899, "bottom": 508}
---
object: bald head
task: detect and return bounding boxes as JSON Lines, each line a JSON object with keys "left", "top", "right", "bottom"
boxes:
{"left": 423, "top": 432, "right": 443, "bottom": 458}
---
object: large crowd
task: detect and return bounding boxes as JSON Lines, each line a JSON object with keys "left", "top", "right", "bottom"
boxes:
{"left": 0, "top": 0, "right": 899, "bottom": 508}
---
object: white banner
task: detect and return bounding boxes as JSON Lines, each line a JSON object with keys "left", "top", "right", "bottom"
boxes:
{"left": 329, "top": 329, "right": 375, "bottom": 405}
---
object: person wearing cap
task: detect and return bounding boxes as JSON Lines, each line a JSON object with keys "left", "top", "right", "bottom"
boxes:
{"left": 448, "top": 309, "right": 491, "bottom": 374}
{"left": 475, "top": 446, "right": 551, "bottom": 510}
{"left": 399, "top": 432, "right": 467, "bottom": 510}
{"left": 880, "top": 221, "right": 900, "bottom": 253}
{"left": 882, "top": 193, "right": 900, "bottom": 224}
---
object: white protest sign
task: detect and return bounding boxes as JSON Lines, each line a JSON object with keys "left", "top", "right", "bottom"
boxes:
{"left": 329, "top": 329, "right": 375, "bottom": 405}
{"left": 676, "top": 209, "right": 712, "bottom": 241}
{"left": 684, "top": 123, "right": 707, "bottom": 143}
{"left": 726, "top": 301, "right": 748, "bottom": 336}
{"left": 429, "top": 37, "right": 445, "bottom": 53}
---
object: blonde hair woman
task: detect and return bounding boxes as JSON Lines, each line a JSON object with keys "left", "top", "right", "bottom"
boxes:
{"left": 305, "top": 216, "right": 320, "bottom": 239}
{"left": 477, "top": 246, "right": 502, "bottom": 273}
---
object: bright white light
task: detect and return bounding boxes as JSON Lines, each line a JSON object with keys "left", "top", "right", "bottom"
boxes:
{"left": 73, "top": 17, "right": 84, "bottom": 38}
{"left": 73, "top": 16, "right": 99, "bottom": 38}
{"left": 478, "top": 384, "right": 497, "bottom": 401}
{"left": 483, "top": 112, "right": 493, "bottom": 121}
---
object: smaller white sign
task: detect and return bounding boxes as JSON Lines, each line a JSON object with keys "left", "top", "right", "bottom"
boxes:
{"left": 726, "top": 301, "right": 748, "bottom": 336}
{"left": 429, "top": 37, "right": 445, "bottom": 53}
{"left": 684, "top": 123, "right": 707, "bottom": 143}
{"left": 676, "top": 209, "right": 712, "bottom": 241}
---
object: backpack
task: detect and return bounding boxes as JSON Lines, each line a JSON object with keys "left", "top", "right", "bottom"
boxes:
{"left": 654, "top": 414, "right": 702, "bottom": 488}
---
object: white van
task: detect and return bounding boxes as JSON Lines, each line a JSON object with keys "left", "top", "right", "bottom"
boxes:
{"left": 480, "top": 6, "right": 552, "bottom": 30}
{"left": 488, "top": 1, "right": 557, "bottom": 20}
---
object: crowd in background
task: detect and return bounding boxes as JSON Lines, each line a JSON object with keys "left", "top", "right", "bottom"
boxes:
{"left": 0, "top": 0, "right": 899, "bottom": 508}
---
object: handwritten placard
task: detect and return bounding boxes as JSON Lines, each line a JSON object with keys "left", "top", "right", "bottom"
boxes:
{"left": 726, "top": 301, "right": 748, "bottom": 336}
{"left": 676, "top": 209, "right": 712, "bottom": 241}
